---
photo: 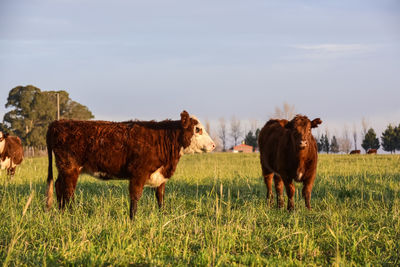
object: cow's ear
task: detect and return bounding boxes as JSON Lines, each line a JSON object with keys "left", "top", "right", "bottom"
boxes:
{"left": 311, "top": 118, "right": 322, "bottom": 128}
{"left": 180, "top": 110, "right": 191, "bottom": 129}
{"left": 4, "top": 133, "right": 9, "bottom": 139}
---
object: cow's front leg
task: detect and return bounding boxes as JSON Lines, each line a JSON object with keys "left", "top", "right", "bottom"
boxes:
{"left": 155, "top": 182, "right": 166, "bottom": 209}
{"left": 302, "top": 175, "right": 316, "bottom": 210}
{"left": 284, "top": 181, "right": 296, "bottom": 211}
{"left": 129, "top": 178, "right": 145, "bottom": 220}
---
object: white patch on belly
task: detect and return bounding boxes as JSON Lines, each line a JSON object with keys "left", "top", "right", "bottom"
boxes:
{"left": 146, "top": 167, "right": 168, "bottom": 188}
{"left": 93, "top": 171, "right": 108, "bottom": 178}
{"left": 0, "top": 140, "right": 5, "bottom": 154}
{"left": 89, "top": 171, "right": 119, "bottom": 180}
{"left": 0, "top": 157, "right": 11, "bottom": 170}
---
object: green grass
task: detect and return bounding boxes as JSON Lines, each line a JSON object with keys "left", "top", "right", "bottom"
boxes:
{"left": 0, "top": 153, "right": 399, "bottom": 266}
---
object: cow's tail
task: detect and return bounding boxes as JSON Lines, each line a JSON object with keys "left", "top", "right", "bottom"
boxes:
{"left": 46, "top": 131, "right": 54, "bottom": 211}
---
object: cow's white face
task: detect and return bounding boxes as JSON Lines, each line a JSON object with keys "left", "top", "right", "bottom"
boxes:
{"left": 183, "top": 116, "right": 215, "bottom": 154}
{"left": 0, "top": 132, "right": 5, "bottom": 154}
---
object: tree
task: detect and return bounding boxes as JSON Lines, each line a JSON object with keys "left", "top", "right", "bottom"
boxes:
{"left": 338, "top": 126, "right": 352, "bottom": 154}
{"left": 218, "top": 117, "right": 227, "bottom": 151}
{"left": 338, "top": 137, "right": 352, "bottom": 154}
{"left": 315, "top": 133, "right": 323, "bottom": 152}
{"left": 319, "top": 134, "right": 330, "bottom": 153}
{"left": 3, "top": 85, "right": 94, "bottom": 149}
{"left": 381, "top": 124, "right": 397, "bottom": 154}
{"left": 0, "top": 122, "right": 8, "bottom": 133}
{"left": 330, "top": 136, "right": 339, "bottom": 153}
{"left": 361, "top": 128, "right": 380, "bottom": 152}
{"left": 249, "top": 119, "right": 258, "bottom": 134}
{"left": 273, "top": 102, "right": 296, "bottom": 120}
{"left": 204, "top": 119, "right": 211, "bottom": 134}
{"left": 244, "top": 128, "right": 260, "bottom": 151}
{"left": 396, "top": 124, "right": 400, "bottom": 152}
{"left": 324, "top": 134, "right": 330, "bottom": 154}
{"left": 352, "top": 123, "right": 358, "bottom": 150}
{"left": 361, "top": 118, "right": 369, "bottom": 137}
{"left": 230, "top": 116, "right": 242, "bottom": 146}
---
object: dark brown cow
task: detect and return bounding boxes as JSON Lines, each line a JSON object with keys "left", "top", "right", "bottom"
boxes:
{"left": 367, "top": 149, "right": 377, "bottom": 154}
{"left": 46, "top": 111, "right": 215, "bottom": 219}
{"left": 0, "top": 131, "right": 24, "bottom": 177}
{"left": 349, "top": 150, "right": 361, "bottom": 154}
{"left": 258, "top": 115, "right": 322, "bottom": 211}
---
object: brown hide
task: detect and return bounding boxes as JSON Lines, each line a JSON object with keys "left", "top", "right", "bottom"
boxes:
{"left": 349, "top": 150, "right": 361, "bottom": 154}
{"left": 258, "top": 115, "right": 322, "bottom": 211}
{"left": 46, "top": 111, "right": 197, "bottom": 219}
{"left": 0, "top": 134, "right": 24, "bottom": 176}
{"left": 367, "top": 149, "right": 377, "bottom": 154}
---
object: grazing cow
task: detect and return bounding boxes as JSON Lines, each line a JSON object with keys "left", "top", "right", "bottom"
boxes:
{"left": 46, "top": 111, "right": 215, "bottom": 219}
{"left": 349, "top": 150, "right": 361, "bottom": 154}
{"left": 0, "top": 131, "right": 24, "bottom": 177}
{"left": 367, "top": 149, "right": 377, "bottom": 154}
{"left": 258, "top": 115, "right": 322, "bottom": 211}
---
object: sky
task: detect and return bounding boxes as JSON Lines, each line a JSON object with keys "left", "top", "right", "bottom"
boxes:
{"left": 0, "top": 0, "right": 399, "bottom": 145}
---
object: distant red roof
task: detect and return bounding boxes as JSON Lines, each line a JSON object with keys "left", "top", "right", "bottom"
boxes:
{"left": 233, "top": 144, "right": 253, "bottom": 153}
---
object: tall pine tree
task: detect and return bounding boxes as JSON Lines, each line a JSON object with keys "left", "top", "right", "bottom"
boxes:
{"left": 320, "top": 134, "right": 330, "bottom": 154}
{"left": 330, "top": 136, "right": 339, "bottom": 153}
{"left": 314, "top": 135, "right": 322, "bottom": 153}
{"left": 381, "top": 124, "right": 397, "bottom": 154}
{"left": 361, "top": 128, "right": 380, "bottom": 152}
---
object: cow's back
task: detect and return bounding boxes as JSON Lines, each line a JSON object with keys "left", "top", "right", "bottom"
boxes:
{"left": 258, "top": 120, "right": 288, "bottom": 173}
{"left": 48, "top": 120, "right": 133, "bottom": 172}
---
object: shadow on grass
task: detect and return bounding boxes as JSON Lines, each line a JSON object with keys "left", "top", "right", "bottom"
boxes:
{"left": 1, "top": 172, "right": 397, "bottom": 214}
{"left": 0, "top": 175, "right": 267, "bottom": 210}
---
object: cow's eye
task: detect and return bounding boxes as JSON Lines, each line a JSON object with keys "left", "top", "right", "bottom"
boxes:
{"left": 195, "top": 127, "right": 202, "bottom": 134}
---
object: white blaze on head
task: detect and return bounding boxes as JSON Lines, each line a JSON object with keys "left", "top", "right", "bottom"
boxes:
{"left": 183, "top": 115, "right": 216, "bottom": 154}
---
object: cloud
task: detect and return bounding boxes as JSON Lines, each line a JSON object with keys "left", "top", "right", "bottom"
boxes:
{"left": 291, "top": 43, "right": 371, "bottom": 54}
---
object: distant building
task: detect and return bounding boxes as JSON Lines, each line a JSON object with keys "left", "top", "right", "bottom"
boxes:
{"left": 232, "top": 143, "right": 253, "bottom": 153}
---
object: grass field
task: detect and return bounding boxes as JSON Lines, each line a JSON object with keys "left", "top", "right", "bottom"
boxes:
{"left": 0, "top": 153, "right": 399, "bottom": 266}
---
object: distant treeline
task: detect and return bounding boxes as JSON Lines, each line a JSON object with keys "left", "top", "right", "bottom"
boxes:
{"left": 240, "top": 124, "right": 400, "bottom": 154}
{"left": 1, "top": 87, "right": 399, "bottom": 154}
{"left": 0, "top": 85, "right": 94, "bottom": 153}
{"left": 316, "top": 126, "right": 400, "bottom": 154}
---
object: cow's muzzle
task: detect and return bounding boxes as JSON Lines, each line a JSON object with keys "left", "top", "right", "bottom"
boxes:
{"left": 299, "top": 140, "right": 308, "bottom": 149}
{"left": 204, "top": 142, "right": 216, "bottom": 152}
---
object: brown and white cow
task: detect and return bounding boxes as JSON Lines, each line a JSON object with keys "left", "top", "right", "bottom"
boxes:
{"left": 349, "top": 150, "right": 361, "bottom": 154}
{"left": 367, "top": 149, "right": 377, "bottom": 154}
{"left": 258, "top": 115, "right": 322, "bottom": 211}
{"left": 0, "top": 131, "right": 24, "bottom": 177}
{"left": 46, "top": 111, "right": 215, "bottom": 219}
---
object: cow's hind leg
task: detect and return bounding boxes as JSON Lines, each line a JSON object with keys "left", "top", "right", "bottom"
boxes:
{"left": 263, "top": 173, "right": 274, "bottom": 206}
{"left": 284, "top": 181, "right": 296, "bottom": 211}
{"left": 154, "top": 182, "right": 166, "bottom": 210}
{"left": 274, "top": 175, "right": 285, "bottom": 208}
{"left": 55, "top": 166, "right": 80, "bottom": 209}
